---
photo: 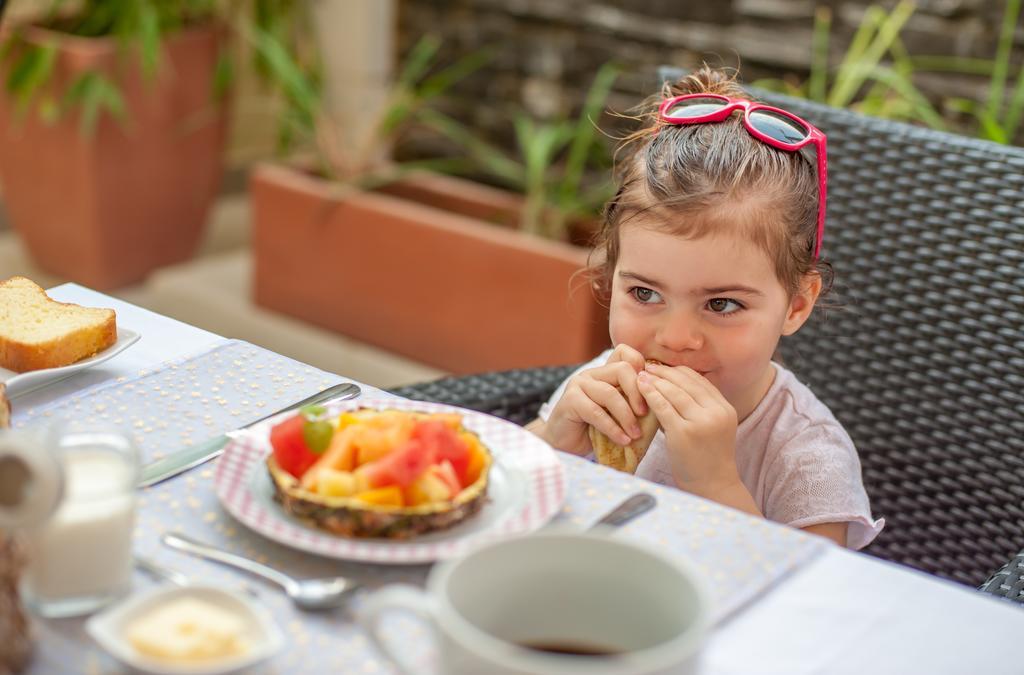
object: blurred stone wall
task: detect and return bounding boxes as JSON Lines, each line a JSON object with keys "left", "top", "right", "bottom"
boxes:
{"left": 397, "top": 0, "right": 1021, "bottom": 145}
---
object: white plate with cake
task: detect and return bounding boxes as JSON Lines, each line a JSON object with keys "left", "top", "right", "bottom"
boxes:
{"left": 0, "top": 277, "right": 141, "bottom": 397}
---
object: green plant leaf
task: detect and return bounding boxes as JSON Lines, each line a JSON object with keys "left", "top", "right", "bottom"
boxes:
{"left": 515, "top": 115, "right": 575, "bottom": 237}
{"left": 809, "top": 5, "right": 831, "bottom": 103}
{"left": 1003, "top": 66, "right": 1024, "bottom": 142}
{"left": 379, "top": 41, "right": 492, "bottom": 138}
{"left": 61, "top": 71, "right": 127, "bottom": 137}
{"left": 828, "top": 5, "right": 885, "bottom": 107}
{"left": 276, "top": 115, "right": 298, "bottom": 154}
{"left": 416, "top": 45, "right": 493, "bottom": 101}
{"left": 376, "top": 96, "right": 415, "bottom": 140}
{"left": 854, "top": 64, "right": 947, "bottom": 130}
{"left": 943, "top": 97, "right": 978, "bottom": 115}
{"left": 976, "top": 110, "right": 1009, "bottom": 143}
{"left": 246, "top": 22, "right": 319, "bottom": 130}
{"left": 829, "top": 1, "right": 916, "bottom": 109}
{"left": 987, "top": 0, "right": 1021, "bottom": 123}
{"left": 213, "top": 48, "right": 234, "bottom": 101}
{"left": 79, "top": 1, "right": 118, "bottom": 38}
{"left": 559, "top": 62, "right": 619, "bottom": 213}
{"left": 78, "top": 84, "right": 105, "bottom": 136}
{"left": 6, "top": 43, "right": 58, "bottom": 112}
{"left": 418, "top": 108, "right": 524, "bottom": 185}
{"left": 138, "top": 2, "right": 163, "bottom": 79}
{"left": 857, "top": 81, "right": 891, "bottom": 116}
{"left": 856, "top": 34, "right": 919, "bottom": 122}
{"left": 38, "top": 96, "right": 59, "bottom": 124}
{"left": 394, "top": 34, "right": 441, "bottom": 92}
{"left": 908, "top": 55, "right": 995, "bottom": 76}
{"left": 517, "top": 117, "right": 573, "bottom": 186}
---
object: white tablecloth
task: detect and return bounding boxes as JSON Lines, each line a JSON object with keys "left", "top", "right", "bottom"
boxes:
{"left": 19, "top": 283, "right": 1024, "bottom": 675}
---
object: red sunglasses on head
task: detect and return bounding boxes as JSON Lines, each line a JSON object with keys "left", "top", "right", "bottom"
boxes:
{"left": 657, "top": 93, "right": 828, "bottom": 259}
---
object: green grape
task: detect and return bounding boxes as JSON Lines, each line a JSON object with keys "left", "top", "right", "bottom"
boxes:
{"left": 302, "top": 420, "right": 334, "bottom": 454}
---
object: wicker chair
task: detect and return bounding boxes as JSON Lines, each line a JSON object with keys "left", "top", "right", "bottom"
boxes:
{"left": 391, "top": 83, "right": 1024, "bottom": 595}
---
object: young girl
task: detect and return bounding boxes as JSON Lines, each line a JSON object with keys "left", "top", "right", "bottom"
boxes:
{"left": 527, "top": 66, "right": 883, "bottom": 549}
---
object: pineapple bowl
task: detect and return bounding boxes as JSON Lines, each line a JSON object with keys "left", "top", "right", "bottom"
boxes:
{"left": 265, "top": 407, "right": 492, "bottom": 539}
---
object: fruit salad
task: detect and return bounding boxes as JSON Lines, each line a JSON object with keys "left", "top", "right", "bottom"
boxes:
{"left": 265, "top": 406, "right": 492, "bottom": 539}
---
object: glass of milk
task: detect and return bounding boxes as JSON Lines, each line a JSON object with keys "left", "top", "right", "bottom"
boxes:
{"left": 19, "top": 421, "right": 139, "bottom": 618}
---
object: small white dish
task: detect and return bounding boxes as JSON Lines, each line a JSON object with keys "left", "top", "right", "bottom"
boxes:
{"left": 1, "top": 327, "right": 140, "bottom": 398}
{"left": 85, "top": 583, "right": 284, "bottom": 675}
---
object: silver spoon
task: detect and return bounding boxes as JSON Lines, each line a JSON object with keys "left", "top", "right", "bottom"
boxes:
{"left": 588, "top": 492, "right": 657, "bottom": 530}
{"left": 161, "top": 533, "right": 359, "bottom": 611}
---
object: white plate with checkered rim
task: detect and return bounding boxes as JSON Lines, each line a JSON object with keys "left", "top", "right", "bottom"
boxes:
{"left": 214, "top": 397, "right": 567, "bottom": 564}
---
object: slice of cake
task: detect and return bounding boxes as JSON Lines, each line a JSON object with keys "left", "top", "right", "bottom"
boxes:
{"left": 0, "top": 277, "right": 117, "bottom": 373}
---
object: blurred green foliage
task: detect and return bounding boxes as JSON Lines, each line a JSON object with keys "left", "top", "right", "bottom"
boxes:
{"left": 418, "top": 63, "right": 619, "bottom": 239}
{"left": 754, "top": 0, "right": 1024, "bottom": 145}
{"left": 0, "top": 0, "right": 300, "bottom": 136}
{"left": 246, "top": 28, "right": 491, "bottom": 185}
{"left": 247, "top": 17, "right": 619, "bottom": 242}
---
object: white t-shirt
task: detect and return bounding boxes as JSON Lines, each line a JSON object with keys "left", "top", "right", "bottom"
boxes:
{"left": 539, "top": 351, "right": 884, "bottom": 549}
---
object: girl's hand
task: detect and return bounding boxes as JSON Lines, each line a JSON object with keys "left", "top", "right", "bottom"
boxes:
{"left": 536, "top": 345, "right": 649, "bottom": 456}
{"left": 638, "top": 362, "right": 740, "bottom": 494}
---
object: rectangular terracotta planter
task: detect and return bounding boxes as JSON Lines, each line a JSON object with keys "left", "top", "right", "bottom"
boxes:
{"left": 0, "top": 22, "right": 229, "bottom": 289}
{"left": 251, "top": 165, "right": 610, "bottom": 374}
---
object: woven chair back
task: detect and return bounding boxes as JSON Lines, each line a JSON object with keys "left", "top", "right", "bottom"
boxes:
{"left": 741, "top": 87, "right": 1024, "bottom": 585}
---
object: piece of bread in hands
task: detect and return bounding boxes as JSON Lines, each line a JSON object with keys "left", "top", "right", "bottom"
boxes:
{"left": 589, "top": 409, "right": 660, "bottom": 474}
{"left": 588, "top": 359, "right": 662, "bottom": 474}
{"left": 0, "top": 276, "right": 116, "bottom": 373}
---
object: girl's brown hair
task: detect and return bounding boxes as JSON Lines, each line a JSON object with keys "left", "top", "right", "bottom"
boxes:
{"left": 592, "top": 65, "right": 832, "bottom": 301}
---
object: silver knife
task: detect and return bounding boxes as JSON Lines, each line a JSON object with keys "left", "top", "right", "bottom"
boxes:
{"left": 138, "top": 381, "right": 362, "bottom": 488}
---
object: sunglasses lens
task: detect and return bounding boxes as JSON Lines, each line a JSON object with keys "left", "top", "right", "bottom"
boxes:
{"left": 663, "top": 97, "right": 727, "bottom": 119}
{"left": 749, "top": 110, "right": 809, "bottom": 145}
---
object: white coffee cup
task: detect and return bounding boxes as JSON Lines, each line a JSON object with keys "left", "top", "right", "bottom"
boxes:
{"left": 358, "top": 530, "right": 711, "bottom": 675}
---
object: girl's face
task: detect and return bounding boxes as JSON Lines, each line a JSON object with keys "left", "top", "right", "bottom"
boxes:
{"left": 608, "top": 222, "right": 819, "bottom": 420}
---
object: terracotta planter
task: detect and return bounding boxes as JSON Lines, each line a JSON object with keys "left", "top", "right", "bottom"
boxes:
{"left": 252, "top": 166, "right": 610, "bottom": 374}
{"left": 0, "top": 22, "right": 230, "bottom": 289}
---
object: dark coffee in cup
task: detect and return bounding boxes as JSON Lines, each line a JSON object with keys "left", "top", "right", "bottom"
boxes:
{"left": 518, "top": 641, "right": 621, "bottom": 657}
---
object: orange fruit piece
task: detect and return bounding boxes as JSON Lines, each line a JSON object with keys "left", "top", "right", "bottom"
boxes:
{"left": 353, "top": 485, "right": 404, "bottom": 507}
